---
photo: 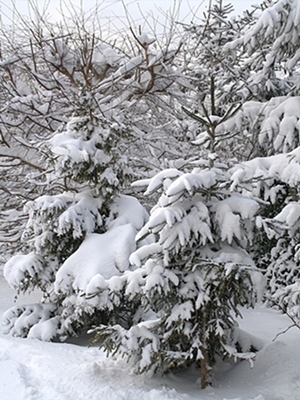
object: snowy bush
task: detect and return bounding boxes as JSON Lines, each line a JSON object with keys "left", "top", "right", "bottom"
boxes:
{"left": 2, "top": 88, "right": 149, "bottom": 340}
{"left": 91, "top": 162, "right": 263, "bottom": 388}
{"left": 228, "top": 150, "right": 300, "bottom": 323}
{"left": 0, "top": 1, "right": 195, "bottom": 262}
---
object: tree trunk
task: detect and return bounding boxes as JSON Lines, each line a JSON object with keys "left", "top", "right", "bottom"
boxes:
{"left": 200, "top": 345, "right": 210, "bottom": 389}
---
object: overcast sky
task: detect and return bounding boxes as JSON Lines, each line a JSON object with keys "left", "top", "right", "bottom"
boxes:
{"left": 0, "top": 0, "right": 256, "bottom": 28}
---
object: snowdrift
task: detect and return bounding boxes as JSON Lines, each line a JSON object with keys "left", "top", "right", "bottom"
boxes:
{"left": 1, "top": 272, "right": 299, "bottom": 400}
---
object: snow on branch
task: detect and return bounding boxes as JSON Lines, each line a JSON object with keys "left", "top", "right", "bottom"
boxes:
{"left": 260, "top": 97, "right": 300, "bottom": 153}
{"left": 213, "top": 195, "right": 259, "bottom": 244}
{"left": 24, "top": 190, "right": 104, "bottom": 244}
{"left": 54, "top": 224, "right": 136, "bottom": 295}
{"left": 230, "top": 146, "right": 300, "bottom": 193}
{"left": 215, "top": 97, "right": 300, "bottom": 156}
{"left": 226, "top": 0, "right": 300, "bottom": 70}
{"left": 2, "top": 303, "right": 60, "bottom": 340}
{"left": 4, "top": 252, "right": 44, "bottom": 291}
{"left": 53, "top": 194, "right": 149, "bottom": 298}
{"left": 132, "top": 169, "right": 183, "bottom": 195}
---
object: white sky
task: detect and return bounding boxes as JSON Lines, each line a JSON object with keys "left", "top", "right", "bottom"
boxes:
{"left": 0, "top": 0, "right": 256, "bottom": 27}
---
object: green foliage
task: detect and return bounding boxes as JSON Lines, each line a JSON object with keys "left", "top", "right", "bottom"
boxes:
{"left": 91, "top": 164, "right": 260, "bottom": 386}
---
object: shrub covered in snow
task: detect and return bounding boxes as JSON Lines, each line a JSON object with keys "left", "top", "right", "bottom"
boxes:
{"left": 91, "top": 162, "right": 263, "bottom": 388}
{"left": 2, "top": 90, "right": 148, "bottom": 340}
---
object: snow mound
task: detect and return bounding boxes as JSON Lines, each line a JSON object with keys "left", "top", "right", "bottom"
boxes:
{"left": 54, "top": 224, "right": 136, "bottom": 294}
{"left": 1, "top": 274, "right": 300, "bottom": 400}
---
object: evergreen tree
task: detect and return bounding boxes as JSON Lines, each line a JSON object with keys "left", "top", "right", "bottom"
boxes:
{"left": 2, "top": 89, "right": 148, "bottom": 340}
{"left": 223, "top": 0, "right": 300, "bottom": 157}
{"left": 229, "top": 148, "right": 300, "bottom": 322}
{"left": 0, "top": 1, "right": 193, "bottom": 262}
{"left": 91, "top": 161, "right": 262, "bottom": 388}
{"left": 219, "top": 0, "right": 300, "bottom": 317}
{"left": 180, "top": 0, "right": 256, "bottom": 161}
{"left": 89, "top": 1, "right": 300, "bottom": 385}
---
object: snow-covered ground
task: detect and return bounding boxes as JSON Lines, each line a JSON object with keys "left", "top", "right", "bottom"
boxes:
{"left": 1, "top": 271, "right": 300, "bottom": 400}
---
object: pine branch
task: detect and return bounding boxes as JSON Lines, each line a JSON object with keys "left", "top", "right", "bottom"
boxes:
{"left": 181, "top": 106, "right": 210, "bottom": 127}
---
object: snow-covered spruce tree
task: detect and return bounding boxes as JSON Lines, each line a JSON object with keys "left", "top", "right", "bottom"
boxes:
{"left": 216, "top": 0, "right": 300, "bottom": 317}
{"left": 222, "top": 0, "right": 300, "bottom": 158}
{"left": 91, "top": 160, "right": 262, "bottom": 388}
{"left": 229, "top": 149, "right": 300, "bottom": 326}
{"left": 88, "top": 4, "right": 265, "bottom": 387}
{"left": 179, "top": 0, "right": 258, "bottom": 162}
{"left": 2, "top": 89, "right": 149, "bottom": 340}
{"left": 0, "top": 1, "right": 194, "bottom": 263}
{"left": 188, "top": 0, "right": 300, "bottom": 174}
